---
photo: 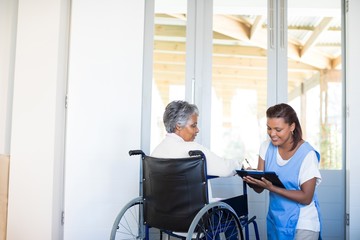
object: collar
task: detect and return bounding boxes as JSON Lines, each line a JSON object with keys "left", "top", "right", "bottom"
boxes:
{"left": 166, "top": 132, "right": 185, "bottom": 142}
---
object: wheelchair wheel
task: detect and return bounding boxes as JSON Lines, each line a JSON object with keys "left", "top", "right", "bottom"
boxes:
{"left": 186, "top": 202, "right": 244, "bottom": 240}
{"left": 110, "top": 196, "right": 146, "bottom": 240}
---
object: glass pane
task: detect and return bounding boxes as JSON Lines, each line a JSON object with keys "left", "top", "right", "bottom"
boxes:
{"left": 287, "top": 1, "right": 342, "bottom": 169}
{"left": 150, "top": 0, "right": 187, "bottom": 151}
{"left": 212, "top": 0, "right": 268, "bottom": 168}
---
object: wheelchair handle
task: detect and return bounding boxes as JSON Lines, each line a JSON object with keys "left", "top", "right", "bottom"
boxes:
{"left": 129, "top": 150, "right": 145, "bottom": 157}
{"left": 188, "top": 150, "right": 205, "bottom": 158}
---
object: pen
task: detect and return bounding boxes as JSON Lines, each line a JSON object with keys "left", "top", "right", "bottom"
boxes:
{"left": 244, "top": 158, "right": 252, "bottom": 169}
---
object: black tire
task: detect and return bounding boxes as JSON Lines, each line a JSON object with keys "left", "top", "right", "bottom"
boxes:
{"left": 187, "top": 202, "right": 244, "bottom": 240}
{"left": 110, "top": 197, "right": 146, "bottom": 240}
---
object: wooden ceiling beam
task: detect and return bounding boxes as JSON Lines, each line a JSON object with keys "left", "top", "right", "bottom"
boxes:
{"left": 213, "top": 15, "right": 250, "bottom": 41}
{"left": 250, "top": 16, "right": 265, "bottom": 40}
{"left": 154, "top": 51, "right": 318, "bottom": 72}
{"left": 288, "top": 41, "right": 332, "bottom": 69}
{"left": 332, "top": 55, "right": 342, "bottom": 69}
{"left": 154, "top": 24, "right": 186, "bottom": 38}
{"left": 301, "top": 17, "right": 333, "bottom": 57}
{"left": 154, "top": 66, "right": 311, "bottom": 82}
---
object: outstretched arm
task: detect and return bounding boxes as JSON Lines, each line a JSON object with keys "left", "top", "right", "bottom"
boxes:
{"left": 243, "top": 156, "right": 317, "bottom": 205}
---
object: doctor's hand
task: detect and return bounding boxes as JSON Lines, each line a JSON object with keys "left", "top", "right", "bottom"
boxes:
{"left": 243, "top": 176, "right": 274, "bottom": 192}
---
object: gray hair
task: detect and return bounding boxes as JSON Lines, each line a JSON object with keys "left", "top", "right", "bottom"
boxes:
{"left": 163, "top": 100, "right": 199, "bottom": 133}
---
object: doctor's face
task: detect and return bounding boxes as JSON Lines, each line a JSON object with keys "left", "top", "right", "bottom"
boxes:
{"left": 267, "top": 117, "right": 295, "bottom": 147}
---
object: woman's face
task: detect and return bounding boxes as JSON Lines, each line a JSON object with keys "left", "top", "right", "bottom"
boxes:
{"left": 176, "top": 114, "right": 199, "bottom": 142}
{"left": 267, "top": 117, "right": 295, "bottom": 147}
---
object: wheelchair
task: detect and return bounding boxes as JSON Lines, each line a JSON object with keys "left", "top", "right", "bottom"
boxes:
{"left": 110, "top": 150, "right": 260, "bottom": 240}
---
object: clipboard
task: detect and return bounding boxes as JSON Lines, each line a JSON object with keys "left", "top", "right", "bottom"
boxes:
{"left": 236, "top": 169, "right": 285, "bottom": 188}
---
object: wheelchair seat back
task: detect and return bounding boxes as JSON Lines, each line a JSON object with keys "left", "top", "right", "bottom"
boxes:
{"left": 142, "top": 154, "right": 208, "bottom": 232}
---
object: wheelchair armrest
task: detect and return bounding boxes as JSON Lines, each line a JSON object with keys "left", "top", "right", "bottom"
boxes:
{"left": 247, "top": 215, "right": 256, "bottom": 223}
{"left": 239, "top": 215, "right": 256, "bottom": 226}
{"left": 207, "top": 175, "right": 219, "bottom": 180}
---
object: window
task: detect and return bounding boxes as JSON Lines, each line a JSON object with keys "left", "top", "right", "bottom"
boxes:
{"left": 149, "top": 0, "right": 343, "bottom": 170}
{"left": 287, "top": 0, "right": 342, "bottom": 169}
{"left": 211, "top": 0, "right": 268, "bottom": 167}
{"left": 150, "top": 0, "right": 187, "bottom": 151}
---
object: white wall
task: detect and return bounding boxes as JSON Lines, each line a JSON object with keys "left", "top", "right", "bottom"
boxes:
{"left": 63, "top": 0, "right": 145, "bottom": 239}
{"left": 6, "top": 0, "right": 145, "bottom": 239}
{"left": 0, "top": 0, "right": 17, "bottom": 155}
{"left": 346, "top": 0, "right": 360, "bottom": 238}
{"left": 6, "top": 0, "right": 69, "bottom": 239}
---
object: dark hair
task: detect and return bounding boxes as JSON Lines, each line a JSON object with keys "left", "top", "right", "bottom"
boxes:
{"left": 163, "top": 100, "right": 199, "bottom": 133}
{"left": 266, "top": 103, "right": 303, "bottom": 151}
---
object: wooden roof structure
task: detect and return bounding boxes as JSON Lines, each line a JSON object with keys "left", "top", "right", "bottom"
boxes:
{"left": 152, "top": 3, "right": 342, "bottom": 116}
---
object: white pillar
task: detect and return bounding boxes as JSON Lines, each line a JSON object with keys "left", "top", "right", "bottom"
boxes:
{"left": 0, "top": 0, "right": 17, "bottom": 155}
{"left": 347, "top": 1, "right": 360, "bottom": 238}
{"left": 6, "top": 0, "right": 70, "bottom": 239}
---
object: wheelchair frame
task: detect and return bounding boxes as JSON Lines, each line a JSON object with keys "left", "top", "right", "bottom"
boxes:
{"left": 110, "top": 150, "right": 260, "bottom": 240}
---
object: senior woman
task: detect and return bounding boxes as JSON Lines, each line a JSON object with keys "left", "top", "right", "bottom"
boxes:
{"left": 151, "top": 100, "right": 242, "bottom": 177}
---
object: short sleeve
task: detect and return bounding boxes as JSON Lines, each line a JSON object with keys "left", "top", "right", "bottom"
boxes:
{"left": 299, "top": 150, "right": 322, "bottom": 186}
{"left": 259, "top": 139, "right": 271, "bottom": 160}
